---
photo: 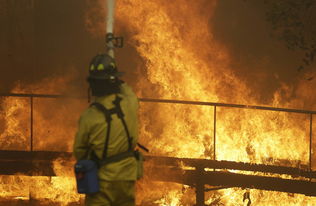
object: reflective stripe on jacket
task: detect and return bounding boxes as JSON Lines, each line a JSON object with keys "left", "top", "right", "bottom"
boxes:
{"left": 73, "top": 83, "right": 139, "bottom": 181}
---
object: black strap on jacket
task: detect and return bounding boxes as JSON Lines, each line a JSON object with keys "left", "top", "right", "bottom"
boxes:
{"left": 90, "top": 95, "right": 134, "bottom": 166}
{"left": 112, "top": 96, "right": 133, "bottom": 151}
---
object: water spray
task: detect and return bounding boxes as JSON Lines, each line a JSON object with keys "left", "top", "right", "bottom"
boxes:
{"left": 105, "top": 0, "right": 123, "bottom": 58}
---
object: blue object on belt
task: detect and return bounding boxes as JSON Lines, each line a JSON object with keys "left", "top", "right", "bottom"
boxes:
{"left": 75, "top": 160, "right": 99, "bottom": 194}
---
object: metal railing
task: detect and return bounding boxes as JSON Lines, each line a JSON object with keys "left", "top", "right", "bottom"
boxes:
{"left": 0, "top": 93, "right": 315, "bottom": 172}
{"left": 140, "top": 98, "right": 315, "bottom": 173}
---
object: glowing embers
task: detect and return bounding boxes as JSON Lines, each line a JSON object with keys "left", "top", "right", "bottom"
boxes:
{"left": 0, "top": 155, "right": 82, "bottom": 205}
{"left": 0, "top": 175, "right": 84, "bottom": 206}
{"left": 205, "top": 188, "right": 316, "bottom": 206}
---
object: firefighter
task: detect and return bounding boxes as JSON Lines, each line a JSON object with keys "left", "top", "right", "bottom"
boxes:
{"left": 73, "top": 53, "right": 139, "bottom": 206}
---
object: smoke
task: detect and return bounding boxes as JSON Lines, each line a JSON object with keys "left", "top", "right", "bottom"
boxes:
{"left": 0, "top": 0, "right": 102, "bottom": 94}
{"left": 211, "top": 0, "right": 316, "bottom": 107}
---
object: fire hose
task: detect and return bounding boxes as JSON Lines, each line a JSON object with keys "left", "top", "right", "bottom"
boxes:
{"left": 105, "top": 0, "right": 148, "bottom": 153}
{"left": 105, "top": 0, "right": 123, "bottom": 58}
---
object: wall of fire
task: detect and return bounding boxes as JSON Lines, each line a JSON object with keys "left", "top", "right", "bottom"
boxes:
{"left": 1, "top": 0, "right": 316, "bottom": 205}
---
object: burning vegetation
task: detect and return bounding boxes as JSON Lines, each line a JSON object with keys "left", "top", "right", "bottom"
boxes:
{"left": 1, "top": 0, "right": 316, "bottom": 205}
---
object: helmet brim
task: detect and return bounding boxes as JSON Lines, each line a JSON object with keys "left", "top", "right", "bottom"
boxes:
{"left": 87, "top": 71, "right": 124, "bottom": 80}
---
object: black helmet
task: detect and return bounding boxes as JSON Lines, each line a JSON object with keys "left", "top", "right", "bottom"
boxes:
{"left": 87, "top": 54, "right": 123, "bottom": 81}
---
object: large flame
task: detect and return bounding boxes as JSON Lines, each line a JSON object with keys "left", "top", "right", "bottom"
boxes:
{"left": 114, "top": 0, "right": 316, "bottom": 205}
{"left": 0, "top": 74, "right": 87, "bottom": 152}
{"left": 114, "top": 0, "right": 311, "bottom": 165}
{"left": 0, "top": 0, "right": 315, "bottom": 205}
{"left": 0, "top": 75, "right": 86, "bottom": 205}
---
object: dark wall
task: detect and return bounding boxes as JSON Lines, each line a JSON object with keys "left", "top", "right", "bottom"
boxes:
{"left": 211, "top": 0, "right": 313, "bottom": 103}
{"left": 0, "top": 0, "right": 101, "bottom": 93}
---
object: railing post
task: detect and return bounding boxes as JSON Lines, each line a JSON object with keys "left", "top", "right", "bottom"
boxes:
{"left": 310, "top": 114, "right": 313, "bottom": 175}
{"left": 195, "top": 165, "right": 205, "bottom": 206}
{"left": 213, "top": 106, "right": 216, "bottom": 161}
{"left": 30, "top": 96, "right": 33, "bottom": 152}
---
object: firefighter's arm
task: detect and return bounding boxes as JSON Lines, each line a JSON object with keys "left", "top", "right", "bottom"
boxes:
{"left": 121, "top": 83, "right": 137, "bottom": 98}
{"left": 73, "top": 114, "right": 90, "bottom": 160}
{"left": 121, "top": 83, "right": 139, "bottom": 109}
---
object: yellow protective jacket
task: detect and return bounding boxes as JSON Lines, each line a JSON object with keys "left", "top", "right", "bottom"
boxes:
{"left": 73, "top": 83, "right": 139, "bottom": 181}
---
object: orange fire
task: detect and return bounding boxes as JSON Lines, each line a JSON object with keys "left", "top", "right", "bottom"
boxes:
{"left": 0, "top": 74, "right": 87, "bottom": 151}
{"left": 0, "top": 0, "right": 316, "bottom": 205}
{"left": 0, "top": 75, "right": 86, "bottom": 205}
{"left": 0, "top": 95, "right": 29, "bottom": 151}
{"left": 114, "top": 0, "right": 316, "bottom": 205}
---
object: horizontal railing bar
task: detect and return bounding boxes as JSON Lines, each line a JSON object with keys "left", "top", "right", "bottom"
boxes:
{"left": 0, "top": 93, "right": 76, "bottom": 98}
{"left": 140, "top": 98, "right": 316, "bottom": 114}
{"left": 1, "top": 93, "right": 316, "bottom": 114}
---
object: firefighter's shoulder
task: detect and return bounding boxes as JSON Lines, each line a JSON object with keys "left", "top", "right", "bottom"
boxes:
{"left": 121, "top": 83, "right": 137, "bottom": 97}
{"left": 121, "top": 83, "right": 138, "bottom": 107}
{"left": 79, "top": 105, "right": 104, "bottom": 123}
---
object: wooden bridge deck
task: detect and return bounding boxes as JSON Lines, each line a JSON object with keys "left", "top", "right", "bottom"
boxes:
{"left": 0, "top": 150, "right": 315, "bottom": 198}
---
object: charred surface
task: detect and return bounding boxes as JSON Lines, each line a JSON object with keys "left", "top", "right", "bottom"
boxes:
{"left": 0, "top": 150, "right": 72, "bottom": 176}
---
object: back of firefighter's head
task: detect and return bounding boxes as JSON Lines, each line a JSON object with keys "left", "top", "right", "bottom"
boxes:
{"left": 87, "top": 54, "right": 123, "bottom": 97}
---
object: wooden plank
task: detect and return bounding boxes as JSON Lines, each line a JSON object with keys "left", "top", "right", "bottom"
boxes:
{"left": 148, "top": 166, "right": 316, "bottom": 196}
{"left": 0, "top": 150, "right": 72, "bottom": 161}
{"left": 0, "top": 151, "right": 315, "bottom": 179}
{"left": 0, "top": 151, "right": 72, "bottom": 176}
{"left": 0, "top": 160, "right": 55, "bottom": 176}
{"left": 145, "top": 156, "right": 316, "bottom": 179}
{"left": 0, "top": 151, "right": 315, "bottom": 196}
